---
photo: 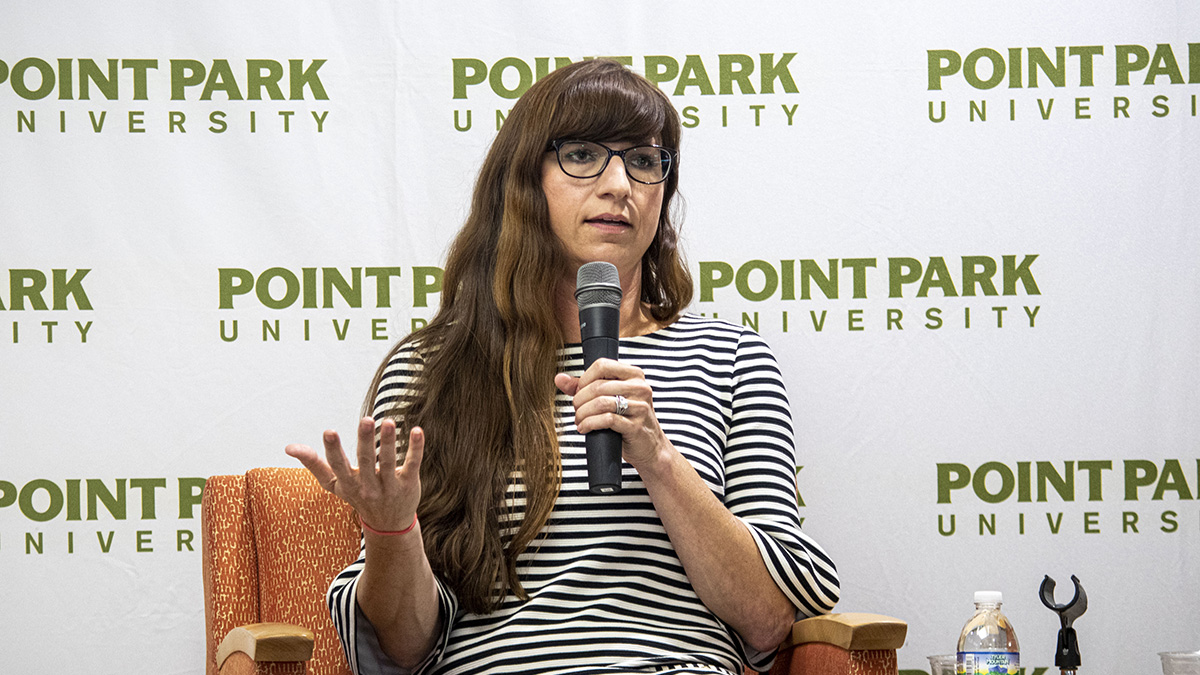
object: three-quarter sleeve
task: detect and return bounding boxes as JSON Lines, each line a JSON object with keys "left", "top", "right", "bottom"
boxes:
{"left": 327, "top": 546, "right": 460, "bottom": 675}
{"left": 722, "top": 329, "right": 841, "bottom": 667}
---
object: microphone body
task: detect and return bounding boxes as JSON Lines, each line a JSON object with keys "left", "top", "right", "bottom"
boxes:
{"left": 575, "top": 262, "right": 623, "bottom": 494}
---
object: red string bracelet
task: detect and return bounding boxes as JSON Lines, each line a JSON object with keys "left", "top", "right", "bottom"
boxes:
{"left": 359, "top": 513, "right": 418, "bottom": 537}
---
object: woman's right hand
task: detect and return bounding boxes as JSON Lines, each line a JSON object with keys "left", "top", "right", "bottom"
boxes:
{"left": 290, "top": 419, "right": 439, "bottom": 668}
{"left": 285, "top": 417, "right": 424, "bottom": 532}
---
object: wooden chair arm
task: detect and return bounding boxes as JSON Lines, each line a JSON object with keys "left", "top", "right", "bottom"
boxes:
{"left": 782, "top": 613, "right": 908, "bottom": 651}
{"left": 758, "top": 613, "right": 908, "bottom": 675}
{"left": 215, "top": 622, "right": 315, "bottom": 670}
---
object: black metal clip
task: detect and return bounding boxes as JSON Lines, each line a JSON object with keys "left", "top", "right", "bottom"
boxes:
{"left": 1039, "top": 574, "right": 1087, "bottom": 674}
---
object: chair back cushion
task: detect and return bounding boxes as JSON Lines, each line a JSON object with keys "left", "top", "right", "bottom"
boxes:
{"left": 245, "top": 467, "right": 361, "bottom": 675}
{"left": 203, "top": 468, "right": 361, "bottom": 675}
{"left": 204, "top": 474, "right": 262, "bottom": 675}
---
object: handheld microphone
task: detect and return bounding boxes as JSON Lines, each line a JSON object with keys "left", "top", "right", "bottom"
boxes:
{"left": 575, "top": 261, "right": 623, "bottom": 494}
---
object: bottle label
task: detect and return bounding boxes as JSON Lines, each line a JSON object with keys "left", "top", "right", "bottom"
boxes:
{"left": 956, "top": 651, "right": 1019, "bottom": 675}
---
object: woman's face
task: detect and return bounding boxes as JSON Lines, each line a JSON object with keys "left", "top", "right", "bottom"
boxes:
{"left": 541, "top": 140, "right": 664, "bottom": 286}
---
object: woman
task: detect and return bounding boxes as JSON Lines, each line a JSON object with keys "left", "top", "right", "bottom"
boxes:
{"left": 286, "top": 59, "right": 840, "bottom": 675}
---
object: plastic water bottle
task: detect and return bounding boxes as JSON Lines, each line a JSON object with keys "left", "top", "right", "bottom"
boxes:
{"left": 956, "top": 590, "right": 1020, "bottom": 675}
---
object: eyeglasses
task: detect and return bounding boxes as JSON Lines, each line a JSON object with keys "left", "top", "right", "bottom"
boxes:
{"left": 548, "top": 139, "right": 677, "bottom": 185}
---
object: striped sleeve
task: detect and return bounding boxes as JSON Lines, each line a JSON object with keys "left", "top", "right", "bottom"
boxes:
{"left": 325, "top": 344, "right": 461, "bottom": 675}
{"left": 723, "top": 328, "right": 841, "bottom": 666}
{"left": 327, "top": 548, "right": 460, "bottom": 675}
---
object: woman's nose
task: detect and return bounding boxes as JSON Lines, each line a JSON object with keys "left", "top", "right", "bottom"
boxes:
{"left": 595, "top": 155, "right": 632, "bottom": 197}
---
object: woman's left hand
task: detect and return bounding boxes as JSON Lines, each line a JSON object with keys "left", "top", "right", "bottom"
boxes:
{"left": 554, "top": 358, "right": 670, "bottom": 469}
{"left": 557, "top": 359, "right": 797, "bottom": 650}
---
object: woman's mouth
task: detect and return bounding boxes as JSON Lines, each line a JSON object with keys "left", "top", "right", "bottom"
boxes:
{"left": 586, "top": 214, "right": 631, "bottom": 230}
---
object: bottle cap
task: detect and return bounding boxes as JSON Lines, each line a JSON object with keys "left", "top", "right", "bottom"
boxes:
{"left": 974, "top": 590, "right": 1003, "bottom": 604}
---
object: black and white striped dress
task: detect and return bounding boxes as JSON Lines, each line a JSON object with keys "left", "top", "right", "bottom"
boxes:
{"left": 329, "top": 315, "right": 840, "bottom": 675}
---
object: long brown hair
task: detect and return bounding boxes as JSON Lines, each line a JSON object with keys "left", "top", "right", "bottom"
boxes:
{"left": 366, "top": 59, "right": 693, "bottom": 614}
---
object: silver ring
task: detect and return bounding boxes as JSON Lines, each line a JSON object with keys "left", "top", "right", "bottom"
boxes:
{"left": 614, "top": 395, "right": 629, "bottom": 416}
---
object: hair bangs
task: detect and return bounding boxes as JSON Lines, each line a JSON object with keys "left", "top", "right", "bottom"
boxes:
{"left": 547, "top": 66, "right": 675, "bottom": 146}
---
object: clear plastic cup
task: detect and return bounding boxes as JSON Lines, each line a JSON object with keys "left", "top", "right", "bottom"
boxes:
{"left": 1160, "top": 651, "right": 1200, "bottom": 675}
{"left": 927, "top": 654, "right": 956, "bottom": 675}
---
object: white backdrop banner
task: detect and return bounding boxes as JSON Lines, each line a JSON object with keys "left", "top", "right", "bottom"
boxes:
{"left": 2, "top": 1, "right": 1197, "bottom": 673}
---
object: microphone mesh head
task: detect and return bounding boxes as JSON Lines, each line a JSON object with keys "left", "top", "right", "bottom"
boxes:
{"left": 575, "top": 262, "right": 622, "bottom": 308}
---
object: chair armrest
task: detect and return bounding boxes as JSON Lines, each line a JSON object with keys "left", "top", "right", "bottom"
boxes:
{"left": 783, "top": 613, "right": 907, "bottom": 651}
{"left": 215, "top": 622, "right": 315, "bottom": 669}
{"left": 764, "top": 614, "right": 908, "bottom": 675}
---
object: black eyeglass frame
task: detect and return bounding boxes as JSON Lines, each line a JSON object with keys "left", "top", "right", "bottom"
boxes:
{"left": 547, "top": 139, "right": 679, "bottom": 185}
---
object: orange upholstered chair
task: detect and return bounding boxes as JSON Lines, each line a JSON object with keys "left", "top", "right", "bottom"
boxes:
{"left": 201, "top": 467, "right": 906, "bottom": 675}
{"left": 202, "top": 468, "right": 360, "bottom": 675}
